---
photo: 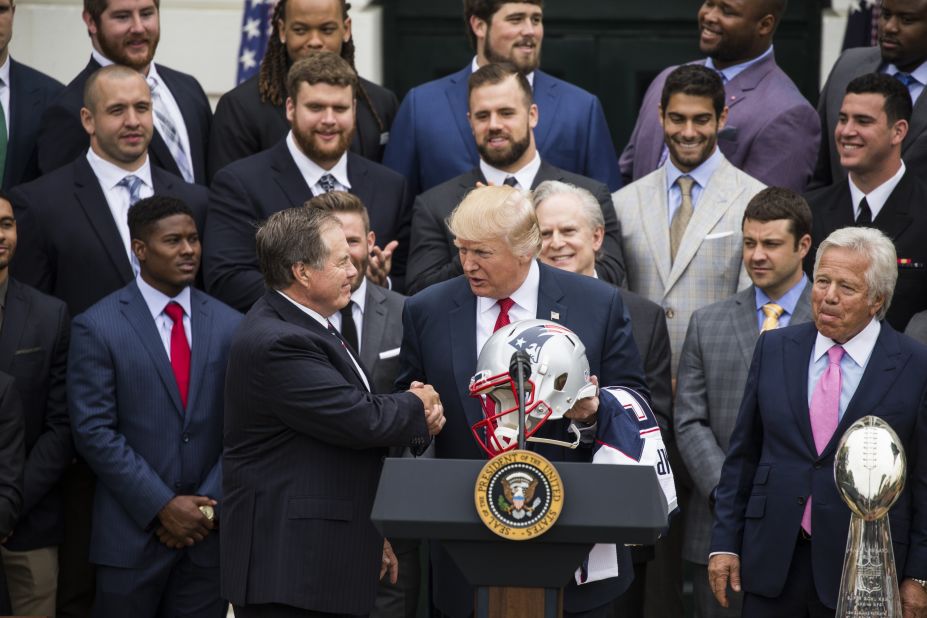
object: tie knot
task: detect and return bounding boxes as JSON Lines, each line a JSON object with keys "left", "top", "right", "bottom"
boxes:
{"left": 762, "top": 303, "right": 783, "bottom": 320}
{"left": 339, "top": 301, "right": 354, "bottom": 317}
{"left": 894, "top": 71, "right": 916, "bottom": 88}
{"left": 119, "top": 174, "right": 142, "bottom": 190}
{"left": 319, "top": 173, "right": 337, "bottom": 193}
{"left": 503, "top": 176, "right": 518, "bottom": 187}
{"left": 827, "top": 345, "right": 845, "bottom": 365}
{"left": 676, "top": 175, "right": 695, "bottom": 197}
{"left": 497, "top": 297, "right": 515, "bottom": 314}
{"left": 164, "top": 301, "right": 184, "bottom": 323}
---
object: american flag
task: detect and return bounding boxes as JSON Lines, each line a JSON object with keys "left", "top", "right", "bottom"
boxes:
{"left": 236, "top": 0, "right": 276, "bottom": 85}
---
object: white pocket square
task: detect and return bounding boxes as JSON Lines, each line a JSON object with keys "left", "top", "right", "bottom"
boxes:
{"left": 704, "top": 231, "right": 734, "bottom": 240}
{"left": 378, "top": 347, "right": 400, "bottom": 360}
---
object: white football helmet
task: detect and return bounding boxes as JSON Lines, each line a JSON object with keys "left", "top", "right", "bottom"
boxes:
{"left": 469, "top": 319, "right": 597, "bottom": 457}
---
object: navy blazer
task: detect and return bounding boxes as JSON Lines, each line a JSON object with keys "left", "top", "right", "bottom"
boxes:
{"left": 3, "top": 59, "right": 63, "bottom": 191}
{"left": 204, "top": 141, "right": 412, "bottom": 311}
{"left": 68, "top": 282, "right": 240, "bottom": 568}
{"left": 221, "top": 290, "right": 427, "bottom": 613}
{"left": 711, "top": 321, "right": 927, "bottom": 608}
{"left": 383, "top": 65, "right": 621, "bottom": 195}
{"left": 36, "top": 57, "right": 212, "bottom": 184}
{"left": 9, "top": 157, "right": 208, "bottom": 317}
{"left": 0, "top": 279, "right": 71, "bottom": 552}
{"left": 395, "top": 263, "right": 648, "bottom": 615}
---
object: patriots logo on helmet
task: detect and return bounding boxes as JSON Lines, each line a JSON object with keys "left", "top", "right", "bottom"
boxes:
{"left": 508, "top": 323, "right": 574, "bottom": 364}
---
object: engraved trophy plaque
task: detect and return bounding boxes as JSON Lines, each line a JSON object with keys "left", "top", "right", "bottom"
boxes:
{"left": 834, "top": 415, "right": 906, "bottom": 617}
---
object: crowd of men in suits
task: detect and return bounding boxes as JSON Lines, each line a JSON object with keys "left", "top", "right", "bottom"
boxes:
{"left": 1, "top": 0, "right": 927, "bottom": 616}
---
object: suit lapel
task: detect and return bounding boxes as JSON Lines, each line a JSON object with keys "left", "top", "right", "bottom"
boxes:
{"left": 0, "top": 279, "right": 29, "bottom": 373}
{"left": 271, "top": 142, "right": 312, "bottom": 208}
{"left": 184, "top": 290, "right": 212, "bottom": 425}
{"left": 155, "top": 65, "right": 204, "bottom": 182}
{"left": 783, "top": 323, "right": 817, "bottom": 456}
{"left": 445, "top": 67, "right": 479, "bottom": 165}
{"left": 535, "top": 263, "right": 568, "bottom": 325}
{"left": 723, "top": 54, "right": 776, "bottom": 112}
{"left": 5, "top": 61, "right": 32, "bottom": 184}
{"left": 360, "top": 284, "right": 387, "bottom": 371}
{"left": 532, "top": 71, "right": 561, "bottom": 154}
{"left": 906, "top": 80, "right": 927, "bottom": 154}
{"left": 793, "top": 282, "right": 813, "bottom": 325}
{"left": 637, "top": 169, "right": 672, "bottom": 291}
{"left": 449, "top": 283, "right": 480, "bottom": 427}
{"left": 731, "top": 287, "right": 759, "bottom": 368}
{"left": 346, "top": 153, "right": 372, "bottom": 206}
{"left": 873, "top": 174, "right": 913, "bottom": 242}
{"left": 73, "top": 159, "right": 135, "bottom": 283}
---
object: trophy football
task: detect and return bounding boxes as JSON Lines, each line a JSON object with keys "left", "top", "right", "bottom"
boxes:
{"left": 834, "top": 415, "right": 906, "bottom": 617}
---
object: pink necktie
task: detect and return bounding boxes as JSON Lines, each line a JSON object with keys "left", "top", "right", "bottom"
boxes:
{"left": 801, "top": 345, "right": 845, "bottom": 534}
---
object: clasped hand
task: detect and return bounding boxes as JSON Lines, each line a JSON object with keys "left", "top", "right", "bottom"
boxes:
{"left": 409, "top": 381, "right": 445, "bottom": 436}
{"left": 156, "top": 495, "right": 216, "bottom": 549}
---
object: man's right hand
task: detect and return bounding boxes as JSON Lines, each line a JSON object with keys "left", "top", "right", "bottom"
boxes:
{"left": 708, "top": 553, "right": 741, "bottom": 608}
{"left": 157, "top": 495, "right": 216, "bottom": 546}
{"left": 409, "top": 381, "right": 445, "bottom": 435}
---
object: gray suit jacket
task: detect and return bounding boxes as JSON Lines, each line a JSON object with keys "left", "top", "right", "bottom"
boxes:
{"left": 359, "top": 282, "right": 405, "bottom": 396}
{"left": 904, "top": 310, "right": 927, "bottom": 346}
{"left": 613, "top": 154, "right": 763, "bottom": 376}
{"left": 674, "top": 282, "right": 812, "bottom": 564}
{"left": 812, "top": 47, "right": 927, "bottom": 188}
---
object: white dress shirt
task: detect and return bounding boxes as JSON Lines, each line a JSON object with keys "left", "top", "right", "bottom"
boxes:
{"left": 136, "top": 275, "right": 192, "bottom": 358}
{"left": 476, "top": 260, "right": 540, "bottom": 354}
{"left": 286, "top": 132, "right": 352, "bottom": 195}
{"left": 848, "top": 162, "right": 906, "bottom": 222}
{"left": 479, "top": 151, "right": 542, "bottom": 190}
{"left": 329, "top": 278, "right": 367, "bottom": 354}
{"left": 884, "top": 59, "right": 927, "bottom": 105}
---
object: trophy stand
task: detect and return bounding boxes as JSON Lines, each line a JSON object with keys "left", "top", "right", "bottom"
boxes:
{"left": 836, "top": 515, "right": 902, "bottom": 616}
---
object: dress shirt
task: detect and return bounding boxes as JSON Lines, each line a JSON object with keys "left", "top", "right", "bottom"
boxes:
{"left": 807, "top": 318, "right": 880, "bottom": 421}
{"left": 136, "top": 275, "right": 192, "bottom": 358}
{"left": 85, "top": 149, "right": 154, "bottom": 267}
{"left": 664, "top": 146, "right": 723, "bottom": 225}
{"left": 276, "top": 290, "right": 370, "bottom": 391}
{"left": 286, "top": 132, "right": 352, "bottom": 195}
{"left": 705, "top": 46, "right": 774, "bottom": 84}
{"left": 884, "top": 59, "right": 927, "bottom": 104}
{"left": 754, "top": 276, "right": 808, "bottom": 331}
{"left": 91, "top": 49, "right": 192, "bottom": 160}
{"left": 848, "top": 162, "right": 906, "bottom": 222}
{"left": 0, "top": 55, "right": 10, "bottom": 138}
{"left": 479, "top": 151, "right": 542, "bottom": 190}
{"left": 329, "top": 277, "right": 367, "bottom": 354}
{"left": 471, "top": 56, "right": 535, "bottom": 88}
{"left": 476, "top": 260, "right": 540, "bottom": 354}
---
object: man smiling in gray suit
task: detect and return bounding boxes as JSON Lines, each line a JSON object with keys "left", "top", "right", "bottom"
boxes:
{"left": 674, "top": 187, "right": 813, "bottom": 618}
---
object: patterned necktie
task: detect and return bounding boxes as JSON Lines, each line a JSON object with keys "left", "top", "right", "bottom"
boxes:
{"left": 164, "top": 302, "right": 191, "bottom": 409}
{"left": 801, "top": 345, "right": 845, "bottom": 534}
{"left": 503, "top": 176, "right": 518, "bottom": 188}
{"left": 670, "top": 176, "right": 695, "bottom": 263}
{"left": 339, "top": 301, "right": 359, "bottom": 352}
{"left": 148, "top": 78, "right": 194, "bottom": 183}
{"left": 319, "top": 174, "right": 337, "bottom": 193}
{"left": 760, "top": 303, "right": 783, "bottom": 332}
{"left": 493, "top": 297, "right": 515, "bottom": 332}
{"left": 856, "top": 197, "right": 872, "bottom": 225}
{"left": 118, "top": 175, "right": 143, "bottom": 275}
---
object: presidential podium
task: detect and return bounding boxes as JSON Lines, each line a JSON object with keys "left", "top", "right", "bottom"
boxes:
{"left": 371, "top": 457, "right": 668, "bottom": 618}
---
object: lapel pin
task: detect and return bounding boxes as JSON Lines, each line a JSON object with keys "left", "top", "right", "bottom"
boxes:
{"left": 550, "top": 311, "right": 560, "bottom": 321}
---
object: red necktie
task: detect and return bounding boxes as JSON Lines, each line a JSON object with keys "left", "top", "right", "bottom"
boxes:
{"left": 164, "top": 302, "right": 190, "bottom": 409}
{"left": 493, "top": 297, "right": 515, "bottom": 332}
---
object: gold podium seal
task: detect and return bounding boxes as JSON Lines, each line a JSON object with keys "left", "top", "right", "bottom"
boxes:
{"left": 474, "top": 450, "right": 564, "bottom": 540}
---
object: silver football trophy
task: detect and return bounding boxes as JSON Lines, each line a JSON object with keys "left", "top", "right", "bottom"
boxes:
{"left": 834, "top": 415, "right": 906, "bottom": 617}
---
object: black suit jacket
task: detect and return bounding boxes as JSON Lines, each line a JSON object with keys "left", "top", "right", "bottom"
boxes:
{"left": 0, "top": 279, "right": 70, "bottom": 552}
{"left": 36, "top": 57, "right": 212, "bottom": 184}
{"left": 406, "top": 160, "right": 627, "bottom": 294}
{"left": 204, "top": 141, "right": 412, "bottom": 311}
{"left": 9, "top": 157, "right": 208, "bottom": 316}
{"left": 619, "top": 288, "right": 672, "bottom": 435}
{"left": 221, "top": 290, "right": 427, "bottom": 613}
{"left": 804, "top": 172, "right": 927, "bottom": 331}
{"left": 208, "top": 75, "right": 399, "bottom": 180}
{"left": 0, "top": 370, "right": 24, "bottom": 540}
{"left": 3, "top": 59, "right": 64, "bottom": 191}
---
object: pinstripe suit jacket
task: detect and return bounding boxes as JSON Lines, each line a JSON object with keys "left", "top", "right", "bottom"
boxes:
{"left": 68, "top": 282, "right": 241, "bottom": 568}
{"left": 674, "top": 283, "right": 812, "bottom": 564}
{"left": 613, "top": 155, "right": 764, "bottom": 376}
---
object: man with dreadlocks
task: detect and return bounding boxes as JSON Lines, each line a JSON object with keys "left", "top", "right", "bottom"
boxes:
{"left": 208, "top": 0, "right": 399, "bottom": 180}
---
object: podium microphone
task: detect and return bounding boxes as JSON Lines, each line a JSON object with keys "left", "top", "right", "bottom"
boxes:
{"left": 509, "top": 351, "right": 532, "bottom": 451}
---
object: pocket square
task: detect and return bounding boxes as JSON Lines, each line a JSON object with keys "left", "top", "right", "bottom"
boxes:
{"left": 704, "top": 231, "right": 734, "bottom": 241}
{"left": 378, "top": 347, "right": 400, "bottom": 360}
{"left": 14, "top": 346, "right": 42, "bottom": 355}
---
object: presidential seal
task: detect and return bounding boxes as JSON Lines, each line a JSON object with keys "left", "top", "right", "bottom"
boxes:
{"left": 474, "top": 449, "right": 564, "bottom": 540}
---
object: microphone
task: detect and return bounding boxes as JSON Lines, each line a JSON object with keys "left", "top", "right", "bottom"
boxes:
{"left": 509, "top": 351, "right": 532, "bottom": 450}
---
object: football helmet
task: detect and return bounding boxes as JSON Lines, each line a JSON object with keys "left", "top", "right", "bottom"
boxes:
{"left": 469, "top": 319, "right": 597, "bottom": 457}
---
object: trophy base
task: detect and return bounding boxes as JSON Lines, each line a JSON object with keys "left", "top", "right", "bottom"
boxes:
{"left": 835, "top": 515, "right": 902, "bottom": 617}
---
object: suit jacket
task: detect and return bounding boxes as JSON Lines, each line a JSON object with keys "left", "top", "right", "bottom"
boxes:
{"left": 0, "top": 279, "right": 72, "bottom": 552}
{"left": 619, "top": 54, "right": 819, "bottom": 193}
{"left": 804, "top": 172, "right": 927, "bottom": 331}
{"left": 711, "top": 321, "right": 927, "bottom": 608}
{"left": 36, "top": 57, "right": 212, "bottom": 184}
{"left": 221, "top": 290, "right": 427, "bottom": 614}
{"left": 406, "top": 160, "right": 626, "bottom": 294}
{"left": 383, "top": 65, "right": 621, "bottom": 195}
{"left": 208, "top": 74, "right": 399, "bottom": 180}
{"left": 0, "top": 370, "right": 24, "bottom": 540}
{"left": 68, "top": 282, "right": 240, "bottom": 569}
{"left": 812, "top": 47, "right": 927, "bottom": 189}
{"left": 9, "top": 157, "right": 208, "bottom": 317}
{"left": 674, "top": 282, "right": 812, "bottom": 565}
{"left": 619, "top": 288, "right": 672, "bottom": 437}
{"left": 614, "top": 154, "right": 762, "bottom": 376}
{"left": 204, "top": 141, "right": 412, "bottom": 311}
{"left": 359, "top": 282, "right": 405, "bottom": 396}
{"left": 3, "top": 59, "right": 64, "bottom": 191}
{"left": 395, "top": 263, "right": 647, "bottom": 616}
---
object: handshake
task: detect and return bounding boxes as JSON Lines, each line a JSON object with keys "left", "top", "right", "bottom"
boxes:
{"left": 408, "top": 381, "right": 446, "bottom": 436}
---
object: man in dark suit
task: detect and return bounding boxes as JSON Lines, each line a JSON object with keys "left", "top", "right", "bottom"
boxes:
{"left": 407, "top": 63, "right": 625, "bottom": 294}
{"left": 222, "top": 206, "right": 443, "bottom": 617}
{"left": 0, "top": 195, "right": 71, "bottom": 618}
{"left": 619, "top": 0, "right": 819, "bottom": 193}
{"left": 0, "top": 0, "right": 64, "bottom": 191}
{"left": 397, "top": 185, "right": 649, "bottom": 617}
{"left": 205, "top": 51, "right": 412, "bottom": 312}
{"left": 805, "top": 73, "right": 927, "bottom": 332}
{"left": 69, "top": 196, "right": 240, "bottom": 617}
{"left": 36, "top": 0, "right": 211, "bottom": 184}
{"left": 209, "top": 0, "right": 398, "bottom": 179}
{"left": 710, "top": 226, "right": 927, "bottom": 616}
{"left": 675, "top": 188, "right": 813, "bottom": 618}
{"left": 811, "top": 0, "right": 927, "bottom": 188}
{"left": 383, "top": 0, "right": 621, "bottom": 195}
{"left": 0, "top": 371, "right": 23, "bottom": 617}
